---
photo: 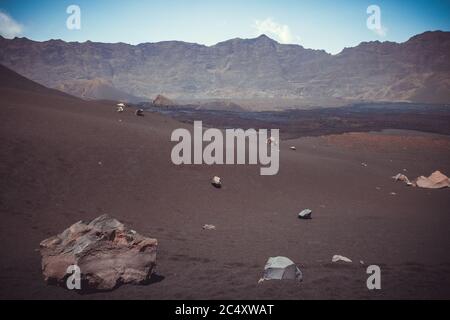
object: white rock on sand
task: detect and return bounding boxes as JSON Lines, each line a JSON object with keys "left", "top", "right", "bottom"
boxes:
{"left": 261, "top": 256, "right": 302, "bottom": 282}
{"left": 392, "top": 173, "right": 413, "bottom": 186}
{"left": 332, "top": 255, "right": 352, "bottom": 263}
{"left": 211, "top": 176, "right": 222, "bottom": 188}
{"left": 298, "top": 209, "right": 312, "bottom": 219}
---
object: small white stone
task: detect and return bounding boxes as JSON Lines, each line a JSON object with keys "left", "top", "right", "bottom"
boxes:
{"left": 298, "top": 209, "right": 312, "bottom": 219}
{"left": 211, "top": 176, "right": 221, "bottom": 188}
{"left": 332, "top": 255, "right": 352, "bottom": 263}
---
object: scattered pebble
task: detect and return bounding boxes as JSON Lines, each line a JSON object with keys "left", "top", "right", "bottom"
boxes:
{"left": 202, "top": 224, "right": 216, "bottom": 230}
{"left": 298, "top": 209, "right": 312, "bottom": 219}
{"left": 332, "top": 255, "right": 352, "bottom": 263}
{"left": 211, "top": 176, "right": 222, "bottom": 188}
{"left": 392, "top": 173, "right": 414, "bottom": 186}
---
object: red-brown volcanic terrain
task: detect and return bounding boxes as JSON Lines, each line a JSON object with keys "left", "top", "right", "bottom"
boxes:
{"left": 1, "top": 65, "right": 450, "bottom": 299}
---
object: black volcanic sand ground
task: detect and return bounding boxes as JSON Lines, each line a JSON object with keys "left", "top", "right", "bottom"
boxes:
{"left": 1, "top": 80, "right": 450, "bottom": 299}
{"left": 147, "top": 103, "right": 450, "bottom": 139}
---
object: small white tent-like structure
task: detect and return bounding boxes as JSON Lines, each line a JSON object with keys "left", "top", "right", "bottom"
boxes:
{"left": 262, "top": 256, "right": 302, "bottom": 281}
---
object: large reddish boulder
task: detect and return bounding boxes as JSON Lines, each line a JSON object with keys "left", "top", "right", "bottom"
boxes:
{"left": 40, "top": 214, "right": 158, "bottom": 291}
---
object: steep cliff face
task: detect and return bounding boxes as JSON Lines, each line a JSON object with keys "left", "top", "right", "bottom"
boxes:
{"left": 1, "top": 31, "right": 449, "bottom": 107}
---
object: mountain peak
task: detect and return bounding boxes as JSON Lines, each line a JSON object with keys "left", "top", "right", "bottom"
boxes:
{"left": 407, "top": 30, "right": 450, "bottom": 43}
{"left": 213, "top": 34, "right": 278, "bottom": 47}
{"left": 257, "top": 34, "right": 270, "bottom": 39}
{"left": 255, "top": 34, "right": 277, "bottom": 43}
{"left": 1, "top": 31, "right": 449, "bottom": 105}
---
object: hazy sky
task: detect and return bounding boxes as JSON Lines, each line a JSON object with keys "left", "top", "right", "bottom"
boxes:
{"left": 1, "top": 0, "right": 449, "bottom": 54}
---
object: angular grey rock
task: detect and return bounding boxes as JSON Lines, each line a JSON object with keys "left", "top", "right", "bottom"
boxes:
{"left": 261, "top": 256, "right": 302, "bottom": 282}
{"left": 298, "top": 209, "right": 312, "bottom": 219}
{"left": 40, "top": 214, "right": 158, "bottom": 291}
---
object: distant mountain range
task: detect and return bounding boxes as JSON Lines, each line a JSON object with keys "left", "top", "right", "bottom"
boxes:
{"left": 0, "top": 31, "right": 449, "bottom": 109}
